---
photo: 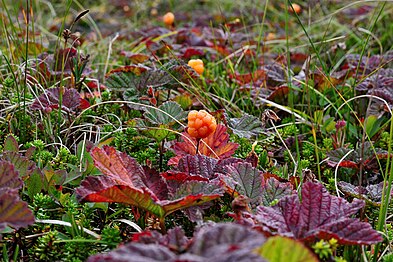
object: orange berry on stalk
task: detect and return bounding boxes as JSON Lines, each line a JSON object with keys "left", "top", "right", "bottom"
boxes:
{"left": 188, "top": 59, "right": 204, "bottom": 74}
{"left": 187, "top": 110, "right": 217, "bottom": 139}
{"left": 163, "top": 12, "right": 175, "bottom": 26}
{"left": 289, "top": 3, "right": 302, "bottom": 14}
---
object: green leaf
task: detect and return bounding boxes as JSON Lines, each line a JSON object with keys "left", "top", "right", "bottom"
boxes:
{"left": 144, "top": 101, "right": 186, "bottom": 125}
{"left": 105, "top": 65, "right": 172, "bottom": 107}
{"left": 257, "top": 236, "right": 318, "bottom": 262}
{"left": 25, "top": 171, "right": 43, "bottom": 199}
{"left": 141, "top": 123, "right": 171, "bottom": 142}
{"left": 222, "top": 162, "right": 262, "bottom": 206}
{"left": 3, "top": 135, "right": 18, "bottom": 152}
{"left": 2, "top": 152, "right": 42, "bottom": 179}
{"left": 226, "top": 113, "right": 264, "bottom": 138}
{"left": 365, "top": 115, "right": 385, "bottom": 139}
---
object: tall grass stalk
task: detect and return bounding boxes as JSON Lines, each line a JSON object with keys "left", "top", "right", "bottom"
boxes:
{"left": 373, "top": 114, "right": 393, "bottom": 261}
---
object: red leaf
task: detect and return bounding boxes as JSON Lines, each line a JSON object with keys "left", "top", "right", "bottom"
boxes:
{"left": 338, "top": 160, "right": 359, "bottom": 169}
{"left": 169, "top": 124, "right": 239, "bottom": 165}
{"left": 76, "top": 146, "right": 223, "bottom": 218}
{"left": 229, "top": 69, "right": 267, "bottom": 85}
{"left": 120, "top": 51, "right": 150, "bottom": 63}
{"left": 90, "top": 146, "right": 146, "bottom": 187}
{"left": 79, "top": 98, "right": 90, "bottom": 109}
{"left": 181, "top": 48, "right": 204, "bottom": 59}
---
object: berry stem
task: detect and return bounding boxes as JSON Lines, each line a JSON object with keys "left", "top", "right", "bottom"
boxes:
{"left": 196, "top": 138, "right": 201, "bottom": 155}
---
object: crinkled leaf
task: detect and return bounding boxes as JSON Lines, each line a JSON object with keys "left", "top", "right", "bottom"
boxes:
{"left": 76, "top": 175, "right": 165, "bottom": 217}
{"left": 346, "top": 52, "right": 393, "bottom": 74}
{"left": 222, "top": 162, "right": 263, "bottom": 206}
{"left": 255, "top": 181, "right": 383, "bottom": 245}
{"left": 77, "top": 176, "right": 221, "bottom": 218}
{"left": 171, "top": 180, "right": 223, "bottom": 200}
{"left": 2, "top": 151, "right": 42, "bottom": 179}
{"left": 326, "top": 143, "right": 387, "bottom": 173}
{"left": 105, "top": 65, "right": 172, "bottom": 107}
{"left": 176, "top": 155, "right": 218, "bottom": 179}
{"left": 77, "top": 147, "right": 222, "bottom": 218}
{"left": 105, "top": 65, "right": 171, "bottom": 91}
{"left": 226, "top": 113, "right": 264, "bottom": 139}
{"left": 142, "top": 167, "right": 168, "bottom": 201}
{"left": 88, "top": 222, "right": 266, "bottom": 262}
{"left": 326, "top": 147, "right": 357, "bottom": 167}
{"left": 132, "top": 226, "right": 188, "bottom": 253}
{"left": 338, "top": 181, "right": 390, "bottom": 206}
{"left": 0, "top": 188, "right": 35, "bottom": 231}
{"left": 257, "top": 236, "right": 318, "bottom": 262}
{"left": 261, "top": 178, "right": 295, "bottom": 206}
{"left": 30, "top": 87, "right": 81, "bottom": 113}
{"left": 189, "top": 223, "right": 266, "bottom": 258}
{"left": 87, "top": 243, "right": 176, "bottom": 262}
{"left": 90, "top": 146, "right": 146, "bottom": 188}
{"left": 144, "top": 101, "right": 186, "bottom": 125}
{"left": 315, "top": 218, "right": 383, "bottom": 245}
{"left": 0, "top": 161, "right": 22, "bottom": 190}
{"left": 25, "top": 170, "right": 44, "bottom": 200}
{"left": 169, "top": 124, "right": 239, "bottom": 165}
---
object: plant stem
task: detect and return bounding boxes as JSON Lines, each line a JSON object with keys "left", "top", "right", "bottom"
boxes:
{"left": 196, "top": 138, "right": 201, "bottom": 155}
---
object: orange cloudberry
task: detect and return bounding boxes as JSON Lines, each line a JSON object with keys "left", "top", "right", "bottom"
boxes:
{"left": 163, "top": 12, "right": 175, "bottom": 26}
{"left": 187, "top": 110, "right": 217, "bottom": 139}
{"left": 188, "top": 59, "right": 204, "bottom": 75}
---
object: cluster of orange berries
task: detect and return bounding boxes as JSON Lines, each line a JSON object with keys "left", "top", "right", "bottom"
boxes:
{"left": 187, "top": 110, "right": 217, "bottom": 139}
{"left": 187, "top": 59, "right": 204, "bottom": 74}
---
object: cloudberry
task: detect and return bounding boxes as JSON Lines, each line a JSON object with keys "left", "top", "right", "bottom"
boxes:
{"left": 289, "top": 3, "right": 302, "bottom": 14}
{"left": 187, "top": 110, "right": 217, "bottom": 139}
{"left": 163, "top": 12, "right": 175, "bottom": 26}
{"left": 188, "top": 59, "right": 204, "bottom": 74}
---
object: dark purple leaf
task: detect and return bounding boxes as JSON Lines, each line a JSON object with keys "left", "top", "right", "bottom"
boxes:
{"left": 255, "top": 181, "right": 383, "bottom": 245}
{"left": 0, "top": 160, "right": 22, "bottom": 190}
{"left": 338, "top": 181, "right": 391, "bottom": 206}
{"left": 2, "top": 151, "right": 40, "bottom": 179}
{"left": 346, "top": 52, "right": 393, "bottom": 74}
{"left": 171, "top": 180, "right": 223, "bottom": 200}
{"left": 315, "top": 218, "right": 383, "bottom": 245}
{"left": 189, "top": 223, "right": 266, "bottom": 258}
{"left": 142, "top": 167, "right": 168, "bottom": 201}
{"left": 30, "top": 87, "right": 81, "bottom": 113}
{"left": 87, "top": 243, "right": 176, "bottom": 262}
{"left": 176, "top": 155, "right": 218, "bottom": 179}
{"left": 87, "top": 222, "right": 266, "bottom": 262}
{"left": 0, "top": 188, "right": 35, "bottom": 231}
{"left": 261, "top": 178, "right": 295, "bottom": 206}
